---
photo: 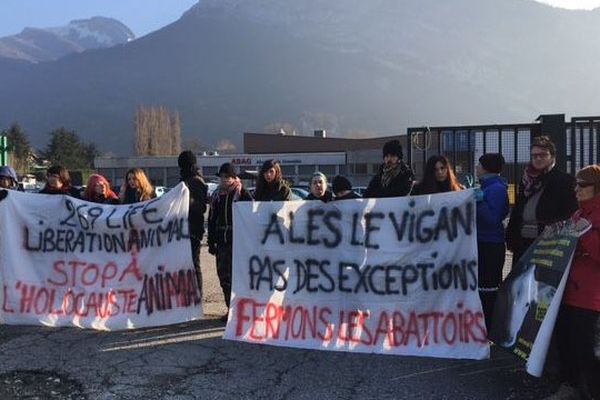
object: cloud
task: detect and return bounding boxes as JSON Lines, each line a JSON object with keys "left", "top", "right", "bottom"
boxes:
{"left": 533, "top": 0, "right": 600, "bottom": 10}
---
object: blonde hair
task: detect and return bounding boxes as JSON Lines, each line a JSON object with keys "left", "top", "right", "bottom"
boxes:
{"left": 120, "top": 168, "right": 154, "bottom": 202}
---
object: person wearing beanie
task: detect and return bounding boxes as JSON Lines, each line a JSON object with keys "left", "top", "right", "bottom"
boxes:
{"left": 332, "top": 175, "right": 360, "bottom": 200}
{"left": 411, "top": 155, "right": 463, "bottom": 195}
{"left": 0, "top": 166, "right": 18, "bottom": 190}
{"left": 507, "top": 136, "right": 578, "bottom": 266}
{"left": 178, "top": 150, "right": 208, "bottom": 294}
{"left": 475, "top": 153, "right": 509, "bottom": 330}
{"left": 253, "top": 159, "right": 292, "bottom": 201}
{"left": 207, "top": 162, "right": 252, "bottom": 321}
{"left": 552, "top": 164, "right": 600, "bottom": 400}
{"left": 306, "top": 171, "right": 333, "bottom": 202}
{"left": 364, "top": 139, "right": 414, "bottom": 198}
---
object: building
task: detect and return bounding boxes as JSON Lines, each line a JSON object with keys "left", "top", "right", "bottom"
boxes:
{"left": 95, "top": 131, "right": 406, "bottom": 188}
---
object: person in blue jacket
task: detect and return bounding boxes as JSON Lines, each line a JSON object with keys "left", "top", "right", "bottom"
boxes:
{"left": 475, "top": 153, "right": 510, "bottom": 331}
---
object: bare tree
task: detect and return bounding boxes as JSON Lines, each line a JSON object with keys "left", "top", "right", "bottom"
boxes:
{"left": 134, "top": 105, "right": 182, "bottom": 156}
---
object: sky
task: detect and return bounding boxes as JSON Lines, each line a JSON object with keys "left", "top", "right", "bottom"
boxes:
{"left": 534, "top": 0, "right": 600, "bottom": 9}
{"left": 0, "top": 0, "right": 199, "bottom": 38}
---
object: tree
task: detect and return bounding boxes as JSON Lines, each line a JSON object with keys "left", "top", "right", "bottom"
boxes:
{"left": 3, "top": 123, "right": 32, "bottom": 174}
{"left": 43, "top": 127, "right": 99, "bottom": 169}
{"left": 134, "top": 105, "right": 182, "bottom": 156}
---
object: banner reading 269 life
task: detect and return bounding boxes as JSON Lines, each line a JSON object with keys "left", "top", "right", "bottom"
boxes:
{"left": 224, "top": 190, "right": 490, "bottom": 360}
{"left": 0, "top": 183, "right": 202, "bottom": 330}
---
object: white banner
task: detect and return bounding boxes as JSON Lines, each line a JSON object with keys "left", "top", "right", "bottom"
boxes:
{"left": 224, "top": 190, "right": 490, "bottom": 360}
{"left": 0, "top": 183, "right": 202, "bottom": 330}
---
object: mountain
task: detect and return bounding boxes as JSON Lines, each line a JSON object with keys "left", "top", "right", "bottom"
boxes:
{"left": 0, "top": 0, "right": 599, "bottom": 155}
{"left": 0, "top": 17, "right": 135, "bottom": 63}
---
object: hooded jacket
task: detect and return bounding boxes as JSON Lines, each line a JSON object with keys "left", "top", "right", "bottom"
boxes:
{"left": 476, "top": 175, "right": 509, "bottom": 243}
{"left": 563, "top": 194, "right": 600, "bottom": 312}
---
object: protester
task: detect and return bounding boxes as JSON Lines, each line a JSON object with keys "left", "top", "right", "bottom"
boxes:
{"left": 207, "top": 162, "right": 252, "bottom": 321}
{"left": 253, "top": 159, "right": 292, "bottom": 201}
{"left": 119, "top": 168, "right": 155, "bottom": 204}
{"left": 39, "top": 165, "right": 81, "bottom": 198}
{"left": 306, "top": 172, "right": 333, "bottom": 202}
{"left": 364, "top": 139, "right": 414, "bottom": 198}
{"left": 550, "top": 165, "right": 600, "bottom": 400}
{"left": 475, "top": 153, "right": 510, "bottom": 331}
{"left": 332, "top": 175, "right": 360, "bottom": 200}
{"left": 507, "top": 136, "right": 578, "bottom": 266}
{"left": 0, "top": 166, "right": 18, "bottom": 190}
{"left": 411, "top": 155, "right": 463, "bottom": 195}
{"left": 178, "top": 150, "right": 208, "bottom": 293}
{"left": 82, "top": 174, "right": 119, "bottom": 204}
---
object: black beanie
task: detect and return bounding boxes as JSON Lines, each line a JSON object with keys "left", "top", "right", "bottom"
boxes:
{"left": 332, "top": 175, "right": 352, "bottom": 193}
{"left": 383, "top": 139, "right": 403, "bottom": 159}
{"left": 260, "top": 159, "right": 278, "bottom": 174}
{"left": 178, "top": 150, "right": 197, "bottom": 169}
{"left": 479, "top": 153, "right": 505, "bottom": 174}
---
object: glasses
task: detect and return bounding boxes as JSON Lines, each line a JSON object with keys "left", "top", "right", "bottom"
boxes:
{"left": 531, "top": 152, "right": 551, "bottom": 160}
{"left": 576, "top": 181, "right": 594, "bottom": 188}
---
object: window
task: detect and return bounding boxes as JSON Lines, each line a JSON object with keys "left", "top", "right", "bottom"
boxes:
{"left": 317, "top": 165, "right": 336, "bottom": 175}
{"left": 298, "top": 165, "right": 316, "bottom": 175}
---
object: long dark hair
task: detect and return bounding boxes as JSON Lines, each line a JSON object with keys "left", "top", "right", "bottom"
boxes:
{"left": 255, "top": 159, "right": 283, "bottom": 197}
{"left": 418, "top": 155, "right": 462, "bottom": 194}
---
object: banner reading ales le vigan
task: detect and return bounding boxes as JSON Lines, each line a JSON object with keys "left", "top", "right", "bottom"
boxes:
{"left": 0, "top": 183, "right": 202, "bottom": 330}
{"left": 224, "top": 190, "right": 490, "bottom": 360}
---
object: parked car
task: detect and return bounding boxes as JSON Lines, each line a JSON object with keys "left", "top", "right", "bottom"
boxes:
{"left": 290, "top": 187, "right": 309, "bottom": 200}
{"left": 154, "top": 186, "right": 168, "bottom": 197}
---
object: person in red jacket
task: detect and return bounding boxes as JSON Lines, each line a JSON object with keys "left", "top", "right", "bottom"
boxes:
{"left": 551, "top": 164, "right": 600, "bottom": 400}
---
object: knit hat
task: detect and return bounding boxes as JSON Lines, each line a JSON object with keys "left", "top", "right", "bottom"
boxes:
{"left": 177, "top": 150, "right": 197, "bottom": 169}
{"left": 217, "top": 162, "right": 237, "bottom": 178}
{"left": 0, "top": 166, "right": 18, "bottom": 183}
{"left": 576, "top": 164, "right": 600, "bottom": 194}
{"left": 332, "top": 175, "right": 352, "bottom": 194}
{"left": 260, "top": 159, "right": 279, "bottom": 174}
{"left": 478, "top": 153, "right": 505, "bottom": 174}
{"left": 383, "top": 139, "right": 403, "bottom": 159}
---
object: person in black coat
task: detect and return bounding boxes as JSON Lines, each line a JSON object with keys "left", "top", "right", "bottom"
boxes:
{"left": 332, "top": 175, "right": 360, "bottom": 200}
{"left": 207, "top": 163, "right": 252, "bottom": 320}
{"left": 506, "top": 136, "right": 578, "bottom": 266}
{"left": 178, "top": 151, "right": 208, "bottom": 294}
{"left": 306, "top": 172, "right": 333, "bottom": 202}
{"left": 253, "top": 159, "right": 292, "bottom": 201}
{"left": 364, "top": 139, "right": 414, "bottom": 198}
{"left": 39, "top": 165, "right": 81, "bottom": 198}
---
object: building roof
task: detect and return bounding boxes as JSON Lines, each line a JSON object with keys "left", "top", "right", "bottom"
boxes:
{"left": 243, "top": 132, "right": 407, "bottom": 154}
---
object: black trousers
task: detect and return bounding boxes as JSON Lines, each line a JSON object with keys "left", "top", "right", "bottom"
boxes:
{"left": 216, "top": 245, "right": 233, "bottom": 308}
{"left": 190, "top": 235, "right": 202, "bottom": 296}
{"left": 478, "top": 242, "right": 506, "bottom": 331}
{"left": 556, "top": 305, "right": 600, "bottom": 399}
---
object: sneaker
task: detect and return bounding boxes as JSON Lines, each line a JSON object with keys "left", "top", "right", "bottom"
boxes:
{"left": 543, "top": 383, "right": 579, "bottom": 400}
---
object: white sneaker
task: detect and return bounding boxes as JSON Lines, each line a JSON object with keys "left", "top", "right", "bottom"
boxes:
{"left": 543, "top": 384, "right": 580, "bottom": 400}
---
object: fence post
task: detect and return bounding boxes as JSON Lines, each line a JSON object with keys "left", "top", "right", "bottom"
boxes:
{"left": 536, "top": 114, "right": 566, "bottom": 172}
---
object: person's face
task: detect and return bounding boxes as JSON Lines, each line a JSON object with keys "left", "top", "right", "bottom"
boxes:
{"left": 475, "top": 163, "right": 485, "bottom": 178}
{"left": 127, "top": 174, "right": 138, "bottom": 189}
{"left": 384, "top": 154, "right": 399, "bottom": 166}
{"left": 575, "top": 180, "right": 596, "bottom": 203}
{"left": 0, "top": 176, "right": 12, "bottom": 189}
{"left": 47, "top": 173, "right": 62, "bottom": 189}
{"left": 311, "top": 178, "right": 325, "bottom": 197}
{"left": 264, "top": 168, "right": 277, "bottom": 183}
{"left": 220, "top": 174, "right": 235, "bottom": 185}
{"left": 434, "top": 161, "right": 448, "bottom": 182}
{"left": 94, "top": 182, "right": 106, "bottom": 196}
{"left": 530, "top": 146, "right": 554, "bottom": 171}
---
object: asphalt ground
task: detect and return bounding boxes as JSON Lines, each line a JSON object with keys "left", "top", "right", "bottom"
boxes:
{"left": 0, "top": 247, "right": 557, "bottom": 400}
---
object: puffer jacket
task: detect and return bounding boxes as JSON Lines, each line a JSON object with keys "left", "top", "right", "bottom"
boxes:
{"left": 563, "top": 194, "right": 600, "bottom": 312}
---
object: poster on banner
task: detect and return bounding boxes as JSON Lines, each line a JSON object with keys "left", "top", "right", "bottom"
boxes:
{"left": 489, "top": 218, "right": 591, "bottom": 376}
{"left": 224, "top": 190, "right": 490, "bottom": 360}
{"left": 0, "top": 183, "right": 202, "bottom": 330}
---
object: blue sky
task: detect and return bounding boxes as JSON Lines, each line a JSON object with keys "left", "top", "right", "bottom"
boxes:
{"left": 0, "top": 0, "right": 198, "bottom": 38}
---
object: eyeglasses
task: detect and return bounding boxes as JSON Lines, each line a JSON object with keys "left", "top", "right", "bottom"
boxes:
{"left": 531, "top": 152, "right": 551, "bottom": 160}
{"left": 576, "top": 181, "right": 594, "bottom": 188}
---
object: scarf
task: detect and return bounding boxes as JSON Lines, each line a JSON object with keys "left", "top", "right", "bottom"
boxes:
{"left": 210, "top": 177, "right": 243, "bottom": 207}
{"left": 522, "top": 161, "right": 555, "bottom": 198}
{"left": 381, "top": 163, "right": 402, "bottom": 188}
